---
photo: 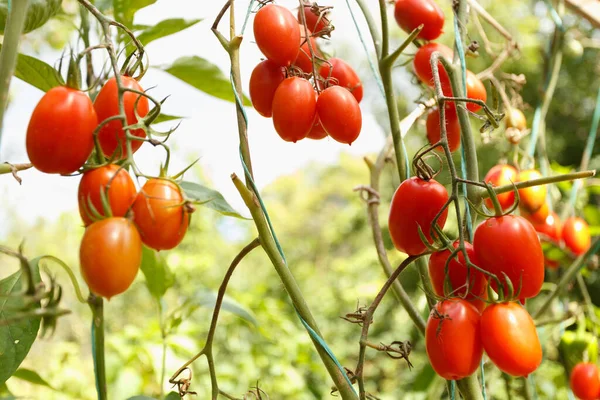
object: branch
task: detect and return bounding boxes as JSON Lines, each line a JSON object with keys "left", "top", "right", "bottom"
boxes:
{"left": 88, "top": 293, "right": 107, "bottom": 400}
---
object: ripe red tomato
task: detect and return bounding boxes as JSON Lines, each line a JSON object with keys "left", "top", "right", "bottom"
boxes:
{"left": 425, "top": 299, "right": 483, "bottom": 380}
{"left": 521, "top": 201, "right": 550, "bottom": 225}
{"left": 307, "top": 119, "right": 328, "bottom": 140}
{"left": 294, "top": 27, "right": 320, "bottom": 74}
{"left": 94, "top": 76, "right": 149, "bottom": 158}
{"left": 474, "top": 215, "right": 544, "bottom": 300}
{"left": 563, "top": 217, "right": 591, "bottom": 255}
{"left": 413, "top": 43, "right": 452, "bottom": 88}
{"left": 298, "top": 4, "right": 330, "bottom": 34}
{"left": 316, "top": 86, "right": 362, "bottom": 145}
{"left": 254, "top": 4, "right": 300, "bottom": 67}
{"left": 481, "top": 302, "right": 542, "bottom": 377}
{"left": 465, "top": 70, "right": 486, "bottom": 112}
{"left": 79, "top": 217, "right": 142, "bottom": 299}
{"left": 26, "top": 86, "right": 97, "bottom": 174}
{"left": 393, "top": 0, "right": 445, "bottom": 40}
{"left": 429, "top": 241, "right": 487, "bottom": 307}
{"left": 389, "top": 177, "right": 449, "bottom": 256}
{"left": 132, "top": 179, "right": 190, "bottom": 251}
{"left": 78, "top": 164, "right": 137, "bottom": 226}
{"left": 517, "top": 169, "right": 546, "bottom": 213}
{"left": 249, "top": 60, "right": 286, "bottom": 118}
{"left": 483, "top": 164, "right": 517, "bottom": 211}
{"left": 318, "top": 58, "right": 363, "bottom": 103}
{"left": 426, "top": 106, "right": 461, "bottom": 152}
{"left": 272, "top": 77, "right": 317, "bottom": 142}
{"left": 570, "top": 363, "right": 600, "bottom": 400}
{"left": 530, "top": 211, "right": 562, "bottom": 242}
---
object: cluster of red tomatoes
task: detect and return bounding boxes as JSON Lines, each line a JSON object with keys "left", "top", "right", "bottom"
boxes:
{"left": 249, "top": 2, "right": 363, "bottom": 144}
{"left": 25, "top": 76, "right": 191, "bottom": 299}
{"left": 393, "top": 0, "right": 487, "bottom": 152}
{"left": 571, "top": 362, "right": 600, "bottom": 400}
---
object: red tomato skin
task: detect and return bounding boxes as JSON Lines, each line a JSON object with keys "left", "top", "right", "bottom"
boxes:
{"left": 483, "top": 164, "right": 518, "bottom": 211}
{"left": 530, "top": 211, "right": 562, "bottom": 241}
{"left": 473, "top": 215, "right": 544, "bottom": 299}
{"left": 563, "top": 217, "right": 592, "bottom": 255}
{"left": 429, "top": 241, "right": 487, "bottom": 305}
{"left": 307, "top": 119, "right": 328, "bottom": 140}
{"left": 388, "top": 177, "right": 449, "bottom": 256}
{"left": 570, "top": 363, "right": 600, "bottom": 400}
{"left": 521, "top": 201, "right": 550, "bottom": 225}
{"left": 413, "top": 43, "right": 452, "bottom": 88}
{"left": 254, "top": 4, "right": 300, "bottom": 67}
{"left": 318, "top": 58, "right": 363, "bottom": 103}
{"left": 294, "top": 27, "right": 320, "bottom": 74}
{"left": 94, "top": 76, "right": 149, "bottom": 158}
{"left": 393, "top": 0, "right": 445, "bottom": 40}
{"left": 249, "top": 60, "right": 286, "bottom": 118}
{"left": 298, "top": 5, "right": 329, "bottom": 34}
{"left": 426, "top": 106, "right": 461, "bottom": 152}
{"left": 79, "top": 217, "right": 142, "bottom": 299}
{"left": 517, "top": 169, "right": 547, "bottom": 213}
{"left": 316, "top": 86, "right": 362, "bottom": 145}
{"left": 481, "top": 302, "right": 542, "bottom": 377}
{"left": 465, "top": 70, "right": 486, "bottom": 112}
{"left": 132, "top": 179, "right": 190, "bottom": 251}
{"left": 425, "top": 299, "right": 483, "bottom": 380}
{"left": 78, "top": 164, "right": 137, "bottom": 226}
{"left": 272, "top": 77, "right": 317, "bottom": 142}
{"left": 26, "top": 86, "right": 97, "bottom": 174}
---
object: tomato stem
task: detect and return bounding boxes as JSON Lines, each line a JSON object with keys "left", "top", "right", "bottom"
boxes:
{"left": 88, "top": 294, "right": 107, "bottom": 400}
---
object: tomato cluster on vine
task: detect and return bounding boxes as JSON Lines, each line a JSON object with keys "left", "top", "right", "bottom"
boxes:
{"left": 249, "top": 2, "right": 363, "bottom": 144}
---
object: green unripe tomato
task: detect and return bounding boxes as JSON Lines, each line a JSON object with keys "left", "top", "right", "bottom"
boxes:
{"left": 0, "top": 0, "right": 62, "bottom": 34}
{"left": 559, "top": 330, "right": 598, "bottom": 373}
{"left": 564, "top": 38, "right": 584, "bottom": 59}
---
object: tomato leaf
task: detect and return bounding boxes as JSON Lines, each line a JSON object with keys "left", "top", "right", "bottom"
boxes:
{"left": 193, "top": 291, "right": 258, "bottom": 327}
{"left": 164, "top": 393, "right": 180, "bottom": 400}
{"left": 0, "top": 44, "right": 64, "bottom": 92}
{"left": 180, "top": 181, "right": 248, "bottom": 219}
{"left": 0, "top": 0, "right": 62, "bottom": 34}
{"left": 136, "top": 18, "right": 202, "bottom": 46}
{"left": 152, "top": 113, "right": 185, "bottom": 125}
{"left": 159, "top": 56, "right": 251, "bottom": 105}
{"left": 140, "top": 246, "right": 174, "bottom": 300}
{"left": 113, "top": 0, "right": 157, "bottom": 28}
{"left": 10, "top": 368, "right": 54, "bottom": 390}
{"left": 0, "top": 264, "right": 42, "bottom": 386}
{"left": 410, "top": 362, "right": 437, "bottom": 392}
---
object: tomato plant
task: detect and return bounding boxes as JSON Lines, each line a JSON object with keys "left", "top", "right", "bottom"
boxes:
{"left": 563, "top": 217, "right": 591, "bottom": 255}
{"left": 272, "top": 77, "right": 317, "bottom": 142}
{"left": 393, "top": 0, "right": 445, "bottom": 40}
{"left": 426, "top": 106, "right": 461, "bottom": 152}
{"left": 464, "top": 70, "right": 487, "bottom": 112}
{"left": 570, "top": 362, "right": 600, "bottom": 400}
{"left": 298, "top": 4, "right": 330, "bottom": 34}
{"left": 253, "top": 4, "right": 300, "bottom": 67}
{"left": 315, "top": 86, "right": 362, "bottom": 145}
{"left": 249, "top": 60, "right": 286, "bottom": 118}
{"left": 295, "top": 27, "right": 320, "bottom": 74}
{"left": 517, "top": 169, "right": 546, "bottom": 213}
{"left": 307, "top": 120, "right": 328, "bottom": 140}
{"left": 529, "top": 210, "right": 562, "bottom": 241}
{"left": 483, "top": 164, "right": 517, "bottom": 211}
{"left": 319, "top": 58, "right": 363, "bottom": 103}
{"left": 413, "top": 42, "right": 452, "bottom": 88}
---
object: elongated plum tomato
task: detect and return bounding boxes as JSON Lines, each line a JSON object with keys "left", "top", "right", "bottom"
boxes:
{"left": 521, "top": 201, "right": 549, "bottom": 225}
{"left": 388, "top": 177, "right": 449, "bottom": 256}
{"left": 465, "top": 70, "right": 486, "bottom": 112}
{"left": 483, "top": 164, "right": 517, "bottom": 211}
{"left": 78, "top": 164, "right": 137, "bottom": 226}
{"left": 316, "top": 86, "right": 362, "bottom": 145}
{"left": 79, "top": 217, "right": 142, "bottom": 299}
{"left": 563, "top": 217, "right": 591, "bottom": 255}
{"left": 298, "top": 4, "right": 330, "bottom": 34}
{"left": 26, "top": 86, "right": 97, "bottom": 174}
{"left": 249, "top": 60, "right": 285, "bottom": 118}
{"left": 254, "top": 4, "right": 300, "bottom": 67}
{"left": 307, "top": 119, "right": 328, "bottom": 140}
{"left": 530, "top": 211, "right": 562, "bottom": 241}
{"left": 272, "top": 77, "right": 317, "bottom": 142}
{"left": 474, "top": 215, "right": 544, "bottom": 299}
{"left": 517, "top": 169, "right": 546, "bottom": 213}
{"left": 132, "top": 179, "right": 190, "bottom": 251}
{"left": 570, "top": 363, "right": 600, "bottom": 400}
{"left": 428, "top": 241, "right": 487, "bottom": 311}
{"left": 294, "top": 27, "right": 320, "bottom": 74}
{"left": 425, "top": 299, "right": 483, "bottom": 380}
{"left": 318, "top": 58, "right": 363, "bottom": 103}
{"left": 413, "top": 43, "right": 452, "bottom": 88}
{"left": 481, "top": 302, "right": 542, "bottom": 377}
{"left": 426, "top": 106, "right": 461, "bottom": 152}
{"left": 94, "top": 76, "right": 149, "bottom": 158}
{"left": 394, "top": 0, "right": 445, "bottom": 40}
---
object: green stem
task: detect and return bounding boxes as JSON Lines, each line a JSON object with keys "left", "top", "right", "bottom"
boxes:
{"left": 354, "top": 0, "right": 382, "bottom": 59}
{"left": 0, "top": 0, "right": 29, "bottom": 146}
{"left": 457, "top": 375, "right": 485, "bottom": 400}
{"left": 89, "top": 294, "right": 107, "bottom": 400}
{"left": 158, "top": 299, "right": 166, "bottom": 399}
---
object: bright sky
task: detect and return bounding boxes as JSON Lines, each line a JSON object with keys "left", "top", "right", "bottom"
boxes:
{"left": 0, "top": 0, "right": 395, "bottom": 238}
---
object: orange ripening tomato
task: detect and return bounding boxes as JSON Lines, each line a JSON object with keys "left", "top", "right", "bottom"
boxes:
{"left": 388, "top": 177, "right": 449, "bottom": 256}
{"left": 465, "top": 70, "right": 486, "bottom": 112}
{"left": 26, "top": 86, "right": 97, "bottom": 174}
{"left": 94, "top": 76, "right": 149, "bottom": 159}
{"left": 413, "top": 43, "right": 452, "bottom": 88}
{"left": 425, "top": 299, "right": 483, "bottom": 380}
{"left": 483, "top": 164, "right": 518, "bottom": 211}
{"left": 570, "top": 363, "right": 600, "bottom": 400}
{"left": 563, "top": 217, "right": 591, "bottom": 255}
{"left": 294, "top": 26, "right": 320, "bottom": 74}
{"left": 132, "top": 179, "right": 190, "bottom": 251}
{"left": 480, "top": 302, "right": 542, "bottom": 377}
{"left": 521, "top": 201, "right": 550, "bottom": 225}
{"left": 319, "top": 58, "right": 363, "bottom": 103}
{"left": 254, "top": 4, "right": 300, "bottom": 67}
{"left": 517, "top": 169, "right": 546, "bottom": 213}
{"left": 426, "top": 106, "right": 461, "bottom": 152}
{"left": 79, "top": 217, "right": 142, "bottom": 299}
{"left": 78, "top": 164, "right": 137, "bottom": 226}
{"left": 316, "top": 86, "right": 362, "bottom": 145}
{"left": 249, "top": 60, "right": 286, "bottom": 118}
{"left": 530, "top": 211, "right": 562, "bottom": 242}
{"left": 393, "top": 0, "right": 445, "bottom": 40}
{"left": 272, "top": 77, "right": 317, "bottom": 142}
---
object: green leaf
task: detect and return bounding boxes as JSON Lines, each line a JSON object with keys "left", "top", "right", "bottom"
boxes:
{"left": 137, "top": 18, "right": 202, "bottom": 46}
{"left": 0, "top": 264, "right": 42, "bottom": 386}
{"left": 0, "top": 0, "right": 62, "bottom": 34}
{"left": 164, "top": 392, "right": 180, "bottom": 400}
{"left": 411, "top": 362, "right": 437, "bottom": 392}
{"left": 152, "top": 113, "right": 185, "bottom": 125}
{"left": 126, "top": 397, "right": 157, "bottom": 400}
{"left": 180, "top": 181, "right": 247, "bottom": 219}
{"left": 194, "top": 292, "right": 258, "bottom": 327}
{"left": 159, "top": 56, "right": 251, "bottom": 105}
{"left": 11, "top": 368, "right": 54, "bottom": 390}
{"left": 140, "top": 246, "right": 174, "bottom": 300}
{"left": 114, "top": 0, "right": 157, "bottom": 28}
{"left": 0, "top": 44, "right": 64, "bottom": 92}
